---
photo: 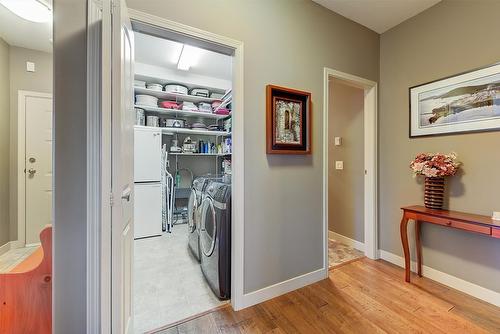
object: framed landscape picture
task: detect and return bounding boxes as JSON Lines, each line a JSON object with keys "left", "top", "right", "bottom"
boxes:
{"left": 409, "top": 63, "right": 500, "bottom": 137}
{"left": 266, "top": 85, "right": 311, "bottom": 154}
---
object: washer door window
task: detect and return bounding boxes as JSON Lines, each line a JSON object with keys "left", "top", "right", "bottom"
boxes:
{"left": 200, "top": 197, "right": 216, "bottom": 257}
{"left": 187, "top": 189, "right": 197, "bottom": 233}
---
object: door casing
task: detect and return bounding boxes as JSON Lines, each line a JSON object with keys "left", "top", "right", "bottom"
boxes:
{"left": 126, "top": 8, "right": 246, "bottom": 311}
{"left": 87, "top": 5, "right": 246, "bottom": 332}
{"left": 322, "top": 67, "right": 379, "bottom": 268}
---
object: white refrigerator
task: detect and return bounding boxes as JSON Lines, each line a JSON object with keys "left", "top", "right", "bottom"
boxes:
{"left": 134, "top": 126, "right": 163, "bottom": 239}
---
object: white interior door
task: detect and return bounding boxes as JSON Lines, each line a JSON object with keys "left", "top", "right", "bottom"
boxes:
{"left": 24, "top": 93, "right": 53, "bottom": 245}
{"left": 111, "top": 0, "right": 135, "bottom": 332}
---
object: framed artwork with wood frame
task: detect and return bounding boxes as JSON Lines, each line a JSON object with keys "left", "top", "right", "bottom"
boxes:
{"left": 266, "top": 85, "right": 312, "bottom": 154}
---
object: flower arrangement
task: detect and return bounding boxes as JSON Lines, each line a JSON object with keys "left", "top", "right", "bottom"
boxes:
{"left": 410, "top": 152, "right": 461, "bottom": 178}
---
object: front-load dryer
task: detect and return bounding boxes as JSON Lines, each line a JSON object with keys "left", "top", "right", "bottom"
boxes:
{"left": 187, "top": 175, "right": 223, "bottom": 261}
{"left": 200, "top": 180, "right": 231, "bottom": 299}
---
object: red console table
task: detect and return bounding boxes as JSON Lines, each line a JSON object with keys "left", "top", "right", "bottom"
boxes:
{"left": 400, "top": 205, "right": 500, "bottom": 282}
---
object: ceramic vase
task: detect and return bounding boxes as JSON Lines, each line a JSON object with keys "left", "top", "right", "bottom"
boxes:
{"left": 424, "top": 176, "right": 445, "bottom": 210}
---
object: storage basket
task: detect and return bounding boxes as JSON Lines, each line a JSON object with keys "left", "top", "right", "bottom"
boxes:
{"left": 164, "top": 84, "right": 188, "bottom": 95}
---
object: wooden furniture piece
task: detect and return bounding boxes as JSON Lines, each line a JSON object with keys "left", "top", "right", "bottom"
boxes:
{"left": 400, "top": 206, "right": 500, "bottom": 282}
{"left": 0, "top": 225, "right": 52, "bottom": 334}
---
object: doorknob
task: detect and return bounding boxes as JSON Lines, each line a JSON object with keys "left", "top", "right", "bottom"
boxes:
{"left": 28, "top": 168, "right": 36, "bottom": 176}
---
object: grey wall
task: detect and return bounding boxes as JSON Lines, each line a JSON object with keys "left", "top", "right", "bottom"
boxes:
{"left": 380, "top": 0, "right": 500, "bottom": 293}
{"left": 328, "top": 79, "right": 364, "bottom": 242}
{"left": 0, "top": 38, "right": 9, "bottom": 246}
{"left": 53, "top": 0, "right": 87, "bottom": 332}
{"left": 127, "top": 0, "right": 380, "bottom": 294}
{"left": 8, "top": 46, "right": 52, "bottom": 241}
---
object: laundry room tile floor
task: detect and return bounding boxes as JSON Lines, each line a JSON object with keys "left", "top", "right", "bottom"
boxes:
{"left": 134, "top": 222, "right": 226, "bottom": 334}
{"left": 328, "top": 239, "right": 364, "bottom": 268}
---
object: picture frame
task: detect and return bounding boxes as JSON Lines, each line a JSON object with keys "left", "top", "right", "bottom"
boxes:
{"left": 409, "top": 62, "right": 500, "bottom": 137}
{"left": 266, "top": 85, "right": 312, "bottom": 154}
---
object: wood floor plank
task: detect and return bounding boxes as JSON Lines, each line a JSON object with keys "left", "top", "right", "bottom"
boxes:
{"left": 346, "top": 260, "right": 454, "bottom": 311}
{"left": 332, "top": 268, "right": 447, "bottom": 333}
{"left": 357, "top": 259, "right": 498, "bottom": 333}
{"left": 152, "top": 259, "right": 500, "bottom": 334}
{"left": 302, "top": 282, "right": 388, "bottom": 334}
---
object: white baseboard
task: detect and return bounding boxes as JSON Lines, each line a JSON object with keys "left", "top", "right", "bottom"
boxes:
{"left": 378, "top": 249, "right": 500, "bottom": 307}
{"left": 0, "top": 240, "right": 24, "bottom": 256}
{"left": 237, "top": 267, "right": 327, "bottom": 310}
{"left": 328, "top": 230, "right": 365, "bottom": 252}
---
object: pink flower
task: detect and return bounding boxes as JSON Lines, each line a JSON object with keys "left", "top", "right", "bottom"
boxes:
{"left": 410, "top": 152, "right": 461, "bottom": 177}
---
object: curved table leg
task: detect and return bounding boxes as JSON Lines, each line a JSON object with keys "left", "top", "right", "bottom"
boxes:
{"left": 400, "top": 216, "right": 411, "bottom": 282}
{"left": 415, "top": 220, "right": 422, "bottom": 277}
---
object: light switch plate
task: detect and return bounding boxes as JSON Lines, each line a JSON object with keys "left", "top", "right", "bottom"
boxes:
{"left": 335, "top": 161, "right": 344, "bottom": 170}
{"left": 334, "top": 137, "right": 342, "bottom": 146}
{"left": 26, "top": 61, "right": 35, "bottom": 72}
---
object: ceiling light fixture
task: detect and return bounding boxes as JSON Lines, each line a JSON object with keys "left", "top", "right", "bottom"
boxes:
{"left": 177, "top": 45, "right": 200, "bottom": 71}
{"left": 0, "top": 0, "right": 52, "bottom": 23}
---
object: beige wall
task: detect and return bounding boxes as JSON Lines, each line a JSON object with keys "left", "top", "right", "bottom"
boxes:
{"left": 328, "top": 79, "right": 364, "bottom": 242}
{"left": 127, "top": 0, "right": 380, "bottom": 293}
{"left": 8, "top": 46, "right": 52, "bottom": 241}
{"left": 380, "top": 0, "right": 500, "bottom": 292}
{"left": 0, "top": 38, "right": 9, "bottom": 246}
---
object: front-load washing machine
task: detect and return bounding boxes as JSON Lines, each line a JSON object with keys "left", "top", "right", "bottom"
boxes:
{"left": 200, "top": 180, "right": 231, "bottom": 299}
{"left": 187, "top": 175, "right": 223, "bottom": 261}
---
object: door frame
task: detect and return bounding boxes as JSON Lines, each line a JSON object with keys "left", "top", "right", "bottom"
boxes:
{"left": 86, "top": 0, "right": 109, "bottom": 332}
{"left": 87, "top": 7, "right": 246, "bottom": 331}
{"left": 17, "top": 90, "right": 53, "bottom": 247}
{"left": 322, "top": 68, "right": 378, "bottom": 267}
{"left": 126, "top": 8, "right": 245, "bottom": 310}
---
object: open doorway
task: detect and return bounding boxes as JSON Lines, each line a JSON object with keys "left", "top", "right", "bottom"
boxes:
{"left": 327, "top": 78, "right": 365, "bottom": 267}
{"left": 92, "top": 5, "right": 244, "bottom": 331}
{"left": 130, "top": 28, "right": 234, "bottom": 333}
{"left": 0, "top": 0, "right": 53, "bottom": 332}
{"left": 323, "top": 68, "right": 378, "bottom": 270}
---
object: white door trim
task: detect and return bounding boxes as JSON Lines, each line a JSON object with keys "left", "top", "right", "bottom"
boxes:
{"left": 17, "top": 90, "right": 53, "bottom": 248}
{"left": 127, "top": 8, "right": 245, "bottom": 311}
{"left": 86, "top": 0, "right": 106, "bottom": 332}
{"left": 323, "top": 68, "right": 378, "bottom": 266}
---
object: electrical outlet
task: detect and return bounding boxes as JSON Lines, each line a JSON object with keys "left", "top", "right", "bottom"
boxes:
{"left": 26, "top": 61, "right": 35, "bottom": 72}
{"left": 335, "top": 161, "right": 344, "bottom": 170}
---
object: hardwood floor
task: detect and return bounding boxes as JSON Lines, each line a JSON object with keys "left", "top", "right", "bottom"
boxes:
{"left": 152, "top": 258, "right": 500, "bottom": 334}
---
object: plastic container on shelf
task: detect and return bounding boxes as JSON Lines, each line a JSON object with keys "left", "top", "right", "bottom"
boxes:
{"left": 198, "top": 102, "right": 212, "bottom": 113}
{"left": 164, "top": 84, "right": 188, "bottom": 95}
{"left": 189, "top": 88, "right": 210, "bottom": 97}
{"left": 135, "top": 108, "right": 145, "bottom": 126}
{"left": 136, "top": 94, "right": 158, "bottom": 106}
{"left": 146, "top": 83, "right": 163, "bottom": 91}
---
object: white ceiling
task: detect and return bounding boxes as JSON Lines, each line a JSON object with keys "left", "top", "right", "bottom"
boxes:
{"left": 134, "top": 32, "right": 232, "bottom": 81}
{"left": 0, "top": 1, "right": 53, "bottom": 53}
{"left": 312, "top": 0, "right": 442, "bottom": 33}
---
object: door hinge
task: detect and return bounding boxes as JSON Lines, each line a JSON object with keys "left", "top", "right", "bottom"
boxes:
{"left": 93, "top": 0, "right": 103, "bottom": 10}
{"left": 111, "top": 0, "right": 118, "bottom": 14}
{"left": 110, "top": 192, "right": 114, "bottom": 207}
